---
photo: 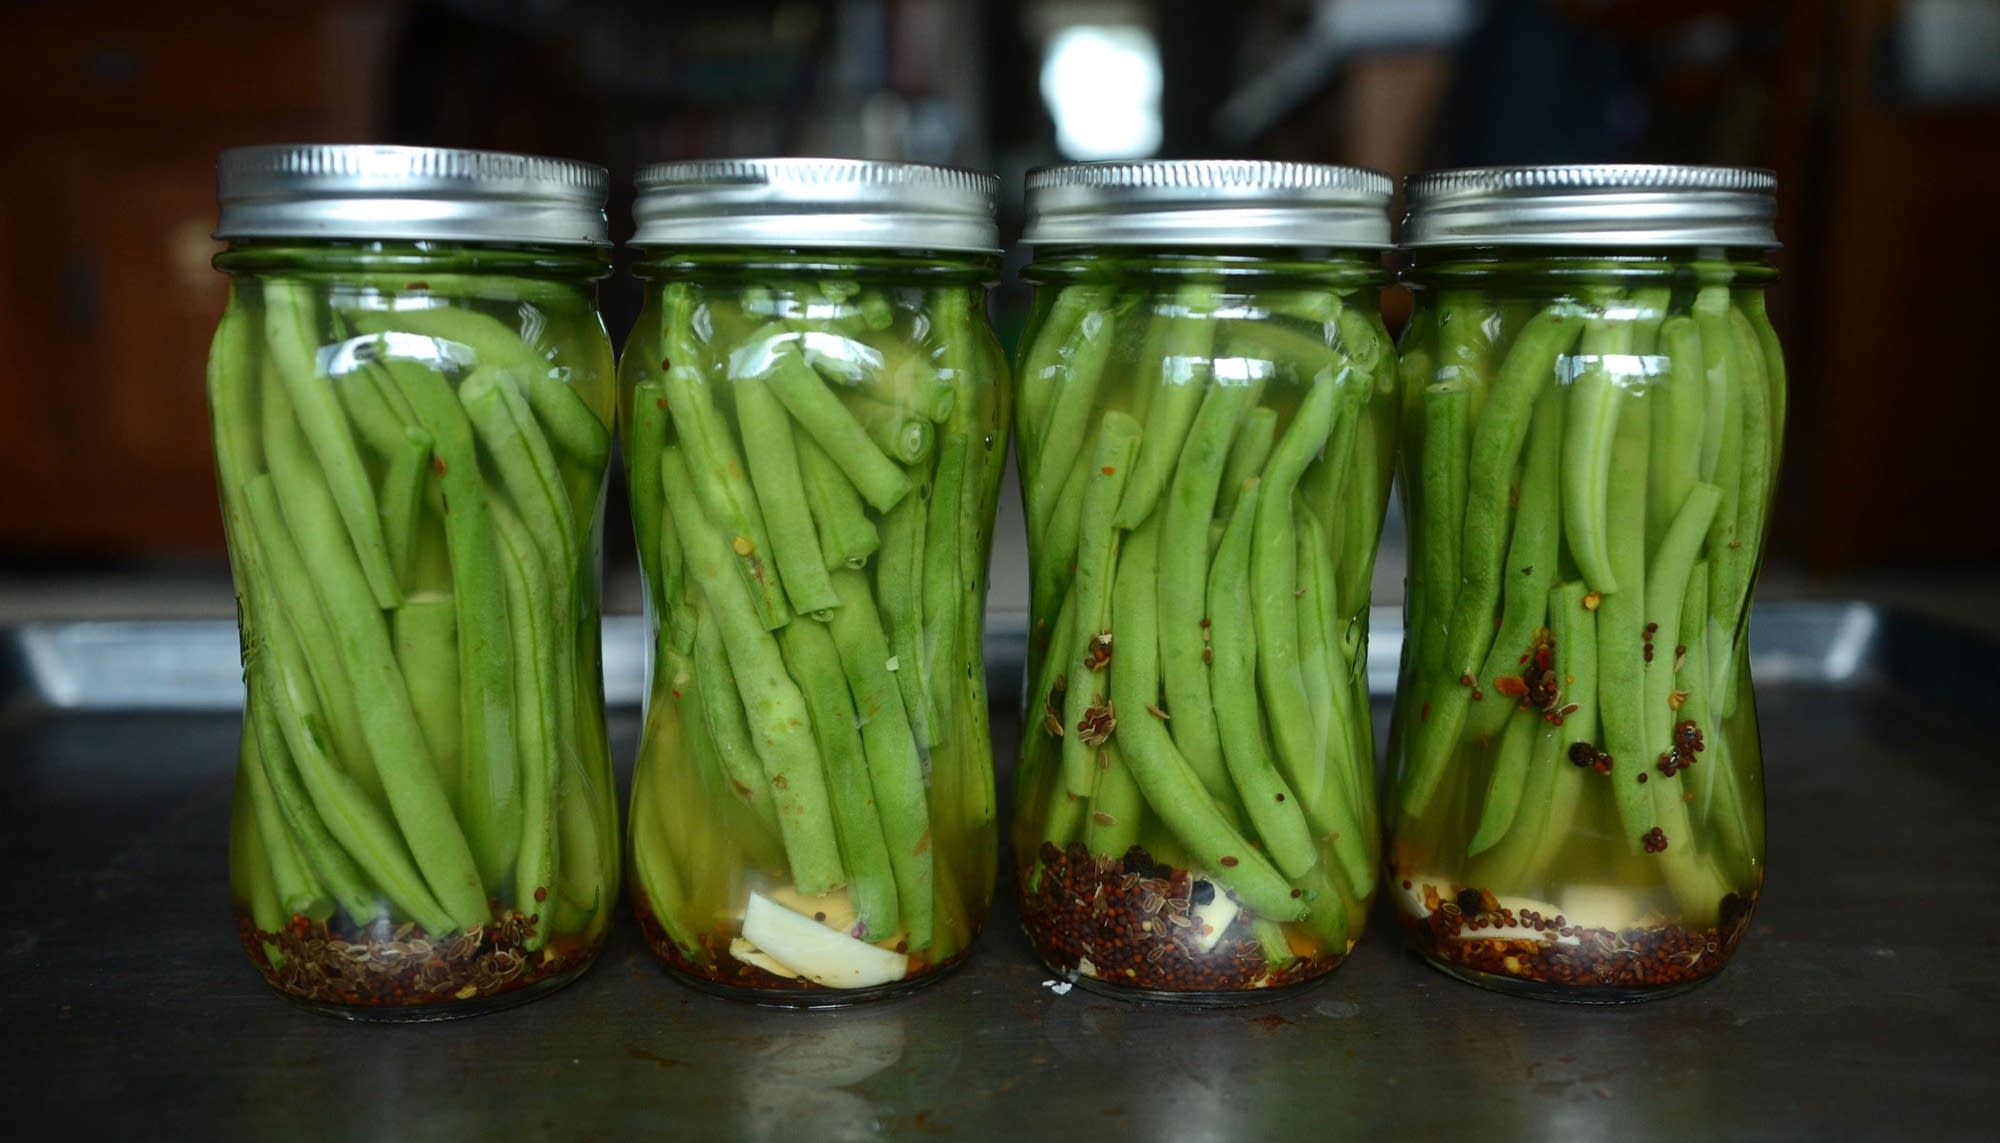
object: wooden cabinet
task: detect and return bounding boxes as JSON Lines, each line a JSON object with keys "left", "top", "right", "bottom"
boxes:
{"left": 0, "top": 2, "right": 392, "bottom": 553}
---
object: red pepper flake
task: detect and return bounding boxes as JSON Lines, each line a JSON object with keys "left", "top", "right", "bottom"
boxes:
{"left": 533, "top": 886, "right": 549, "bottom": 902}
{"left": 1420, "top": 702, "right": 1431, "bottom": 722}
{"left": 406, "top": 281, "right": 429, "bottom": 290}
{"left": 1218, "top": 856, "right": 1240, "bottom": 868}
{"left": 432, "top": 456, "right": 447, "bottom": 477}
{"left": 1494, "top": 676, "right": 1530, "bottom": 699}
{"left": 1101, "top": 465, "right": 1117, "bottom": 475}
{"left": 660, "top": 357, "right": 672, "bottom": 371}
{"left": 1077, "top": 701, "right": 1116, "bottom": 747}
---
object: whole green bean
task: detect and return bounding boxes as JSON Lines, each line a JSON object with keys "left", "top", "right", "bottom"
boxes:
{"left": 489, "top": 501, "right": 561, "bottom": 938}
{"left": 759, "top": 334, "right": 911, "bottom": 513}
{"left": 1717, "top": 307, "right": 1774, "bottom": 718}
{"left": 378, "top": 425, "right": 433, "bottom": 589}
{"left": 778, "top": 618, "right": 901, "bottom": 941}
{"left": 825, "top": 568, "right": 935, "bottom": 951}
{"left": 1641, "top": 483, "right": 1722, "bottom": 840}
{"left": 393, "top": 592, "right": 463, "bottom": 804}
{"left": 239, "top": 694, "right": 329, "bottom": 922}
{"left": 1436, "top": 290, "right": 1497, "bottom": 420}
{"left": 1157, "top": 372, "right": 1259, "bottom": 801}
{"left": 851, "top": 395, "right": 936, "bottom": 464}
{"left": 1597, "top": 379, "right": 1657, "bottom": 857}
{"left": 1217, "top": 405, "right": 1277, "bottom": 522}
{"left": 1649, "top": 317, "right": 1707, "bottom": 548}
{"left": 377, "top": 357, "right": 521, "bottom": 890}
{"left": 1562, "top": 301, "right": 1630, "bottom": 593}
{"left": 922, "top": 434, "right": 968, "bottom": 717}
{"left": 795, "top": 432, "right": 881, "bottom": 571}
{"left": 1084, "top": 739, "right": 1143, "bottom": 860}
{"left": 1467, "top": 708, "right": 1538, "bottom": 856}
{"left": 690, "top": 599, "right": 784, "bottom": 839}
{"left": 1027, "top": 298, "right": 1120, "bottom": 535}
{"left": 627, "top": 378, "right": 672, "bottom": 613}
{"left": 1107, "top": 517, "right": 1308, "bottom": 921}
{"left": 734, "top": 372, "right": 842, "bottom": 617}
{"left": 1465, "top": 389, "right": 1563, "bottom": 742}
{"left": 1029, "top": 443, "right": 1092, "bottom": 641}
{"left": 1015, "top": 284, "right": 1106, "bottom": 457}
{"left": 1691, "top": 285, "right": 1734, "bottom": 483}
{"left": 878, "top": 480, "right": 933, "bottom": 756}
{"left": 1061, "top": 412, "right": 1141, "bottom": 799}
{"left": 1527, "top": 582, "right": 1597, "bottom": 879}
{"left": 1207, "top": 479, "right": 1317, "bottom": 879}
{"left": 263, "top": 280, "right": 402, "bottom": 608}
{"left": 662, "top": 446, "right": 846, "bottom": 896}
{"left": 1114, "top": 280, "right": 1222, "bottom": 529}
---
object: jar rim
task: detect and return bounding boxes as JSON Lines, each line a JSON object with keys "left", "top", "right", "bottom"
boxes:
{"left": 1023, "top": 160, "right": 1393, "bottom": 250}
{"left": 630, "top": 158, "right": 999, "bottom": 254}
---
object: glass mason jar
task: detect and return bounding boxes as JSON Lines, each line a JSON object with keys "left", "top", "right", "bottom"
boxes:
{"left": 620, "top": 159, "right": 1008, "bottom": 1004}
{"left": 210, "top": 146, "right": 621, "bottom": 1017}
{"left": 1386, "top": 166, "right": 1783, "bottom": 1000}
{"left": 1010, "top": 162, "right": 1398, "bottom": 1001}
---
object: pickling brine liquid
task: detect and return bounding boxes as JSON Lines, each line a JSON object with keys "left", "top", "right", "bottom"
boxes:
{"left": 1009, "top": 255, "right": 1396, "bottom": 1000}
{"left": 1387, "top": 263, "right": 1777, "bottom": 999}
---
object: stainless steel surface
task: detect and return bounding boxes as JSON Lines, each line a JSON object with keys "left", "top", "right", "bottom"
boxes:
{"left": 214, "top": 144, "right": 610, "bottom": 246}
{"left": 1022, "top": 160, "right": 1393, "bottom": 249}
{"left": 1402, "top": 164, "right": 1779, "bottom": 248}
{"left": 3, "top": 603, "right": 1994, "bottom": 1136}
{"left": 630, "top": 158, "right": 1000, "bottom": 254}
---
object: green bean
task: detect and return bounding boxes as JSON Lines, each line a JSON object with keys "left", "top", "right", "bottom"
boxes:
{"left": 1029, "top": 443, "right": 1092, "bottom": 641}
{"left": 1015, "top": 284, "right": 1107, "bottom": 460}
{"left": 352, "top": 305, "right": 608, "bottom": 464}
{"left": 922, "top": 434, "right": 968, "bottom": 716}
{"left": 1084, "top": 739, "right": 1143, "bottom": 860}
{"left": 1717, "top": 308, "right": 1774, "bottom": 717}
{"left": 1217, "top": 406, "right": 1277, "bottom": 522}
{"left": 878, "top": 480, "right": 933, "bottom": 755}
{"left": 231, "top": 770, "right": 288, "bottom": 960}
{"left": 377, "top": 357, "right": 520, "bottom": 889}
{"left": 1398, "top": 383, "right": 1472, "bottom": 821}
{"left": 662, "top": 445, "right": 846, "bottom": 896}
{"left": 1252, "top": 370, "right": 1336, "bottom": 815}
{"left": 336, "top": 359, "right": 416, "bottom": 458}
{"left": 489, "top": 502, "right": 560, "bottom": 938}
{"left": 825, "top": 568, "right": 935, "bottom": 951}
{"left": 239, "top": 693, "right": 329, "bottom": 922}
{"left": 1649, "top": 317, "right": 1707, "bottom": 548}
{"left": 759, "top": 334, "right": 911, "bottom": 512}
{"left": 795, "top": 432, "right": 881, "bottom": 570}
{"left": 1740, "top": 291, "right": 1789, "bottom": 456}
{"left": 1298, "top": 507, "right": 1367, "bottom": 822}
{"left": 238, "top": 419, "right": 382, "bottom": 803}
{"left": 1467, "top": 708, "right": 1538, "bottom": 856}
{"left": 1027, "top": 297, "right": 1120, "bottom": 534}
{"left": 1641, "top": 483, "right": 1722, "bottom": 845}
{"left": 1527, "top": 582, "right": 1597, "bottom": 879}
{"left": 1596, "top": 378, "right": 1656, "bottom": 856}
{"left": 1562, "top": 301, "right": 1629, "bottom": 593}
{"left": 1207, "top": 479, "right": 1316, "bottom": 879}
{"left": 1436, "top": 290, "right": 1497, "bottom": 419}
{"left": 734, "top": 372, "right": 842, "bottom": 617}
{"left": 661, "top": 288, "right": 790, "bottom": 629}
{"left": 1469, "top": 715, "right": 1561, "bottom": 890}
{"left": 393, "top": 592, "right": 462, "bottom": 805}
{"left": 850, "top": 395, "right": 936, "bottom": 464}
{"left": 627, "top": 379, "right": 672, "bottom": 613}
{"left": 460, "top": 368, "right": 579, "bottom": 560}
{"left": 778, "top": 619, "right": 900, "bottom": 941}
{"left": 1107, "top": 517, "right": 1308, "bottom": 921}
{"left": 1680, "top": 563, "right": 1755, "bottom": 871}
{"left": 240, "top": 524, "right": 456, "bottom": 933}
{"left": 690, "top": 599, "right": 784, "bottom": 839}
{"left": 263, "top": 280, "right": 402, "bottom": 608}
{"left": 1465, "top": 389, "right": 1563, "bottom": 742}
{"left": 1157, "top": 372, "right": 1259, "bottom": 801}
{"left": 378, "top": 425, "right": 433, "bottom": 588}
{"left": 1061, "top": 412, "right": 1141, "bottom": 799}
{"left": 1114, "top": 280, "right": 1221, "bottom": 529}
{"left": 1691, "top": 285, "right": 1734, "bottom": 483}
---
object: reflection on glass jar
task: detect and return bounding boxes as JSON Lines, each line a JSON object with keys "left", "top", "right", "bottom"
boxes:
{"left": 210, "top": 146, "right": 621, "bottom": 1017}
{"left": 1387, "top": 166, "right": 1782, "bottom": 1001}
{"left": 1009, "top": 162, "right": 1397, "bottom": 1002}
{"left": 620, "top": 160, "right": 1007, "bottom": 1004}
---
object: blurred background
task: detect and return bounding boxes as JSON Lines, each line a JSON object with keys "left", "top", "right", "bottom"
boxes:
{"left": 3, "top": 0, "right": 1997, "bottom": 629}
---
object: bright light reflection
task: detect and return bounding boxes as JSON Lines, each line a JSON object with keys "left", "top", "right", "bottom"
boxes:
{"left": 1040, "top": 25, "right": 1162, "bottom": 160}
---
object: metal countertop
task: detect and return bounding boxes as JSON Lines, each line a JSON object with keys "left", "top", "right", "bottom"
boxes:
{"left": 2, "top": 603, "right": 1994, "bottom": 1138}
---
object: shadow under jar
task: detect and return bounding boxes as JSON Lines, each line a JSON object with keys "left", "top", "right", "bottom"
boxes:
{"left": 1386, "top": 166, "right": 1783, "bottom": 1001}
{"left": 1010, "top": 162, "right": 1398, "bottom": 1003}
{"left": 620, "top": 160, "right": 1009, "bottom": 1005}
{"left": 210, "top": 145, "right": 622, "bottom": 1018}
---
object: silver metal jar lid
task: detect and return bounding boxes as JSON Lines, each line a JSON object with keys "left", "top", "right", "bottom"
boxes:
{"left": 1022, "top": 160, "right": 1394, "bottom": 249}
{"left": 1403, "top": 165, "right": 1778, "bottom": 248}
{"left": 630, "top": 158, "right": 999, "bottom": 254}
{"left": 214, "top": 144, "right": 610, "bottom": 246}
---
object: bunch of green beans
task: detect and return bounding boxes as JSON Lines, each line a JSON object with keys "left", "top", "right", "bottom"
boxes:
{"left": 214, "top": 250, "right": 620, "bottom": 1006}
{"left": 622, "top": 270, "right": 1006, "bottom": 991}
{"left": 1388, "top": 266, "right": 1778, "bottom": 932}
{"left": 1010, "top": 263, "right": 1396, "bottom": 988}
